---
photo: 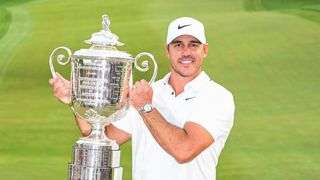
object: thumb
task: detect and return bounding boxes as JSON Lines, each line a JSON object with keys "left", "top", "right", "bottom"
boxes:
{"left": 48, "top": 78, "right": 56, "bottom": 85}
{"left": 49, "top": 78, "right": 55, "bottom": 85}
{"left": 49, "top": 78, "right": 56, "bottom": 86}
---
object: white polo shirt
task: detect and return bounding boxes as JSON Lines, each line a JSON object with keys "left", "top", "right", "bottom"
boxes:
{"left": 113, "top": 71, "right": 235, "bottom": 180}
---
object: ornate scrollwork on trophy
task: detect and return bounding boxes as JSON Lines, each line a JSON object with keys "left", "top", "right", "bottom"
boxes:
{"left": 134, "top": 52, "right": 158, "bottom": 83}
{"left": 49, "top": 47, "right": 72, "bottom": 78}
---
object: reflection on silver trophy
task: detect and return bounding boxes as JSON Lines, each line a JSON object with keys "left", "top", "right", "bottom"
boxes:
{"left": 49, "top": 15, "right": 158, "bottom": 180}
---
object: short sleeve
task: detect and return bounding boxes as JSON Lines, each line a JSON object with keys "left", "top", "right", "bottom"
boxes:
{"left": 189, "top": 91, "right": 235, "bottom": 141}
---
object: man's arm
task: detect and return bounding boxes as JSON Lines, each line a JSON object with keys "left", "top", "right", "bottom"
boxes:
{"left": 105, "top": 124, "right": 131, "bottom": 145}
{"left": 141, "top": 109, "right": 214, "bottom": 164}
{"left": 74, "top": 114, "right": 131, "bottom": 145}
{"left": 131, "top": 80, "right": 214, "bottom": 164}
{"left": 49, "top": 73, "right": 131, "bottom": 145}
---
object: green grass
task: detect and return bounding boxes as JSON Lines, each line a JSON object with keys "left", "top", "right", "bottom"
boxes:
{"left": 0, "top": 0, "right": 33, "bottom": 39}
{"left": 0, "top": 7, "right": 11, "bottom": 40}
{"left": 261, "top": 0, "right": 320, "bottom": 10}
{"left": 245, "top": 0, "right": 320, "bottom": 24}
{"left": 245, "top": 0, "right": 320, "bottom": 10}
{"left": 0, "top": 0, "right": 319, "bottom": 179}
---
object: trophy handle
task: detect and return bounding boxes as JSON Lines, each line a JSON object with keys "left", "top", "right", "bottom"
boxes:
{"left": 134, "top": 52, "right": 158, "bottom": 84}
{"left": 49, "top": 46, "right": 72, "bottom": 78}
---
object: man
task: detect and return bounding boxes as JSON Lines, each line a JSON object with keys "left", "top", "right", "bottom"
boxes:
{"left": 49, "top": 17, "right": 235, "bottom": 180}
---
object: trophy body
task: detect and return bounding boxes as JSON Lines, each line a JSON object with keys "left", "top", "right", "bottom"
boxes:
{"left": 49, "top": 15, "right": 157, "bottom": 180}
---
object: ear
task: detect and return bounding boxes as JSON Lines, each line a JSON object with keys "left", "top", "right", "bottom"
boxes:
{"left": 165, "top": 43, "right": 170, "bottom": 59}
{"left": 203, "top": 43, "right": 209, "bottom": 58}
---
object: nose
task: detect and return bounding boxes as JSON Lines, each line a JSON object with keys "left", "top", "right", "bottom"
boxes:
{"left": 182, "top": 46, "right": 191, "bottom": 56}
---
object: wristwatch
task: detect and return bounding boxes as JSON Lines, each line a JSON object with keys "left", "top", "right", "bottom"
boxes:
{"left": 139, "top": 103, "right": 153, "bottom": 113}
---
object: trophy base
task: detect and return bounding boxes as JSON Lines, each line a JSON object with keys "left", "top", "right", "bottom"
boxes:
{"left": 68, "top": 140, "right": 122, "bottom": 180}
{"left": 68, "top": 164, "right": 123, "bottom": 180}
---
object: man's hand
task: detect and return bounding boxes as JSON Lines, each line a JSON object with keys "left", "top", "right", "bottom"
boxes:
{"left": 48, "top": 73, "right": 71, "bottom": 105}
{"left": 130, "top": 79, "right": 153, "bottom": 111}
{"left": 116, "top": 68, "right": 131, "bottom": 110}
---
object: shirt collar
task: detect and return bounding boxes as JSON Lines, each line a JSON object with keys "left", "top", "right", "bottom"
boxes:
{"left": 160, "top": 71, "right": 211, "bottom": 92}
{"left": 161, "top": 72, "right": 171, "bottom": 85}
{"left": 184, "top": 71, "right": 211, "bottom": 92}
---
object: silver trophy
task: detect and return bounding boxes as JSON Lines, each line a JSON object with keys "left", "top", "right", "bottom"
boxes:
{"left": 49, "top": 15, "right": 158, "bottom": 180}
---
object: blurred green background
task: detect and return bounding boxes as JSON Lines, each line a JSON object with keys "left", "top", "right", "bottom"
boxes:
{"left": 0, "top": 0, "right": 319, "bottom": 179}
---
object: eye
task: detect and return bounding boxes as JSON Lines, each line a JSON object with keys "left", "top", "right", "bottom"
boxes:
{"left": 190, "top": 43, "right": 200, "bottom": 48}
{"left": 174, "top": 43, "right": 182, "bottom": 47}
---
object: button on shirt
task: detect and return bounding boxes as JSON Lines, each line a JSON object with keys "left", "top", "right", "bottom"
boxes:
{"left": 113, "top": 71, "right": 235, "bottom": 180}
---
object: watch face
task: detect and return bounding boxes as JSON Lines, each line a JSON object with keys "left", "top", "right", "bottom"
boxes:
{"left": 143, "top": 104, "right": 152, "bottom": 112}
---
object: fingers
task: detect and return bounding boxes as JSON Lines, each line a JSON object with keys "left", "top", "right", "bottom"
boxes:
{"left": 132, "top": 79, "right": 149, "bottom": 89}
{"left": 140, "top": 79, "right": 149, "bottom": 86}
{"left": 126, "top": 67, "right": 132, "bottom": 79}
{"left": 48, "top": 72, "right": 71, "bottom": 105}
{"left": 55, "top": 87, "right": 70, "bottom": 98}
{"left": 55, "top": 72, "right": 67, "bottom": 81}
{"left": 48, "top": 72, "right": 68, "bottom": 85}
{"left": 61, "top": 97, "right": 72, "bottom": 105}
{"left": 133, "top": 81, "right": 140, "bottom": 89}
{"left": 52, "top": 83, "right": 71, "bottom": 104}
{"left": 130, "top": 79, "right": 153, "bottom": 110}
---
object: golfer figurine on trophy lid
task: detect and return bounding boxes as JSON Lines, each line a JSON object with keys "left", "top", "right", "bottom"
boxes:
{"left": 49, "top": 14, "right": 158, "bottom": 180}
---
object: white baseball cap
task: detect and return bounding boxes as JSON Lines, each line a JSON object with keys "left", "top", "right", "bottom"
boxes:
{"left": 166, "top": 17, "right": 206, "bottom": 44}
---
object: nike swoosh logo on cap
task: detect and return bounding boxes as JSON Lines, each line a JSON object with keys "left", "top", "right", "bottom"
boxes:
{"left": 178, "top": 24, "right": 191, "bottom": 29}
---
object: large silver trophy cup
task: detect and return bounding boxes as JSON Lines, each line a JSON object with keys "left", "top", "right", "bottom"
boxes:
{"left": 49, "top": 15, "right": 158, "bottom": 180}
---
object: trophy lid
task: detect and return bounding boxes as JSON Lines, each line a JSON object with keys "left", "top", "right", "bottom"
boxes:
{"left": 85, "top": 15, "right": 123, "bottom": 47}
{"left": 73, "top": 15, "right": 134, "bottom": 61}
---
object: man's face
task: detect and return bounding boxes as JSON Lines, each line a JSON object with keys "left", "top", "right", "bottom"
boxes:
{"left": 166, "top": 35, "right": 208, "bottom": 78}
